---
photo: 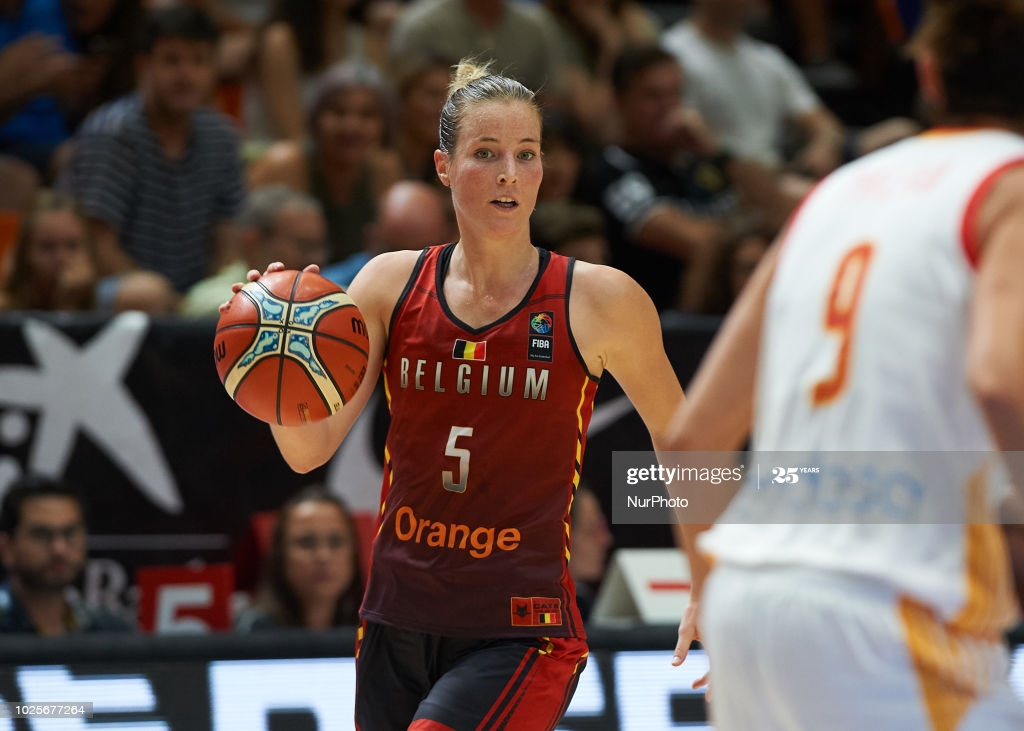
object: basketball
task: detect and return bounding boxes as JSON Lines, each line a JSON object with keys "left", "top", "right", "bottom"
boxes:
{"left": 214, "top": 270, "right": 370, "bottom": 426}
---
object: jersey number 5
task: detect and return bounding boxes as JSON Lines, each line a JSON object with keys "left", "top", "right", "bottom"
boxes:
{"left": 812, "top": 243, "right": 875, "bottom": 406}
{"left": 443, "top": 426, "right": 474, "bottom": 493}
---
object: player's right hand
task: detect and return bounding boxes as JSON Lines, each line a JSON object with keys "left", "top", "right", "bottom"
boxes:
{"left": 219, "top": 262, "right": 321, "bottom": 313}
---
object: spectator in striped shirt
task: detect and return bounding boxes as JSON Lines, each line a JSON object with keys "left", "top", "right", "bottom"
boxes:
{"left": 60, "top": 5, "right": 244, "bottom": 313}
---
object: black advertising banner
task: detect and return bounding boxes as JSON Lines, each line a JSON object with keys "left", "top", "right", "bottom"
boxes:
{"left": 0, "top": 311, "right": 719, "bottom": 621}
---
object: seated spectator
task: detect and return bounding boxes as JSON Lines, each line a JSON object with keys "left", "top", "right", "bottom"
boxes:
{"left": 576, "top": 45, "right": 795, "bottom": 311}
{"left": 682, "top": 220, "right": 774, "bottom": 315}
{"left": 388, "top": 0, "right": 563, "bottom": 97}
{"left": 537, "top": 109, "right": 587, "bottom": 204}
{"left": 62, "top": 0, "right": 143, "bottom": 130}
{"left": 244, "top": 0, "right": 372, "bottom": 145}
{"left": 530, "top": 201, "right": 610, "bottom": 266}
{"left": 60, "top": 5, "right": 244, "bottom": 313}
{"left": 392, "top": 54, "right": 452, "bottom": 183}
{"left": 248, "top": 60, "right": 401, "bottom": 265}
{"left": 236, "top": 486, "right": 364, "bottom": 631}
{"left": 662, "top": 0, "right": 841, "bottom": 177}
{"left": 569, "top": 486, "right": 612, "bottom": 623}
{"left": 661, "top": 0, "right": 918, "bottom": 182}
{"left": 0, "top": 0, "right": 78, "bottom": 180}
{"left": 541, "top": 0, "right": 660, "bottom": 143}
{"left": 0, "top": 473, "right": 131, "bottom": 634}
{"left": 180, "top": 184, "right": 328, "bottom": 316}
{"left": 321, "top": 179, "right": 456, "bottom": 288}
{"left": 0, "top": 189, "right": 96, "bottom": 310}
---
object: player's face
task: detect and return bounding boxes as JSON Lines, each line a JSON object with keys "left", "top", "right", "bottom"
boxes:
{"left": 435, "top": 100, "right": 543, "bottom": 240}
{"left": 267, "top": 204, "right": 328, "bottom": 269}
{"left": 28, "top": 209, "right": 90, "bottom": 283}
{"left": 315, "top": 87, "right": 386, "bottom": 167}
{"left": 570, "top": 491, "right": 612, "bottom": 584}
{"left": 141, "top": 38, "right": 216, "bottom": 116}
{"left": 282, "top": 501, "right": 356, "bottom": 609}
{"left": 1, "top": 497, "right": 87, "bottom": 592}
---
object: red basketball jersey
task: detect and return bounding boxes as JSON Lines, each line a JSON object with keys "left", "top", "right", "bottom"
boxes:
{"left": 361, "top": 244, "right": 599, "bottom": 638}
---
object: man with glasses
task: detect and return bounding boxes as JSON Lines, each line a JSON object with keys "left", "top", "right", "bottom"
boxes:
{"left": 0, "top": 474, "right": 130, "bottom": 634}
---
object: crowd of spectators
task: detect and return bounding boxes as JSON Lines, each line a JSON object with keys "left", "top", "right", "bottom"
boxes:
{"left": 0, "top": 0, "right": 927, "bottom": 631}
{"left": 0, "top": 0, "right": 924, "bottom": 319}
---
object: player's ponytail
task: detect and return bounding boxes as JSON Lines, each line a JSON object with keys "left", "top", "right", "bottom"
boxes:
{"left": 438, "top": 58, "right": 538, "bottom": 154}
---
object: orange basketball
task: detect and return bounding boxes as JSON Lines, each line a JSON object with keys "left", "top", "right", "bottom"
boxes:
{"left": 214, "top": 270, "right": 370, "bottom": 426}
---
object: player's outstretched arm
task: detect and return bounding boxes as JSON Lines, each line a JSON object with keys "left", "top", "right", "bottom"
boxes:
{"left": 267, "top": 251, "right": 420, "bottom": 473}
{"left": 572, "top": 263, "right": 702, "bottom": 659}
{"left": 967, "top": 165, "right": 1024, "bottom": 496}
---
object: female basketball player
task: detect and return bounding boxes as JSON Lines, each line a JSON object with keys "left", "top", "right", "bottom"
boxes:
{"left": 669, "top": 1, "right": 1024, "bottom": 728}
{"left": 235, "top": 60, "right": 685, "bottom": 729}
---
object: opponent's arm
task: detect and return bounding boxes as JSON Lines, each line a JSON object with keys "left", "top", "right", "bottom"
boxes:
{"left": 967, "top": 165, "right": 1024, "bottom": 496}
{"left": 267, "top": 251, "right": 419, "bottom": 473}
{"left": 662, "top": 243, "right": 778, "bottom": 665}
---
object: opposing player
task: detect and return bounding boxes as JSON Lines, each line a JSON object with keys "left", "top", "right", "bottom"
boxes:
{"left": 246, "top": 60, "right": 684, "bottom": 729}
{"left": 668, "top": 1, "right": 1024, "bottom": 729}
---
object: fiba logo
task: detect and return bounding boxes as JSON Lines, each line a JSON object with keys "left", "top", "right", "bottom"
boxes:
{"left": 529, "top": 312, "right": 553, "bottom": 335}
{"left": 772, "top": 467, "right": 800, "bottom": 484}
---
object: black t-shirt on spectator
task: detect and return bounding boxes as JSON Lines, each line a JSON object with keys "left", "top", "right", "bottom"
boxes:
{"left": 576, "top": 146, "right": 736, "bottom": 311}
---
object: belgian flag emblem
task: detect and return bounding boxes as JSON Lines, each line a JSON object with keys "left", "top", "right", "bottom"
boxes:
{"left": 452, "top": 339, "right": 487, "bottom": 361}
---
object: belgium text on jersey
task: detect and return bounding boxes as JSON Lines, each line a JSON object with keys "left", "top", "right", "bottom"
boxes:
{"left": 397, "top": 358, "right": 549, "bottom": 400}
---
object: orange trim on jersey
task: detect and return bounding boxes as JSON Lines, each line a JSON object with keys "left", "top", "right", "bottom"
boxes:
{"left": 564, "top": 493, "right": 573, "bottom": 563}
{"left": 381, "top": 362, "right": 393, "bottom": 408}
{"left": 565, "top": 377, "right": 592, "bottom": 563}
{"left": 408, "top": 721, "right": 457, "bottom": 731}
{"left": 573, "top": 378, "right": 589, "bottom": 472}
{"left": 919, "top": 126, "right": 998, "bottom": 139}
{"left": 948, "top": 466, "right": 1017, "bottom": 637}
{"left": 354, "top": 621, "right": 364, "bottom": 659}
{"left": 375, "top": 445, "right": 393, "bottom": 538}
{"left": 898, "top": 597, "right": 981, "bottom": 731}
{"left": 959, "top": 157, "right": 1024, "bottom": 269}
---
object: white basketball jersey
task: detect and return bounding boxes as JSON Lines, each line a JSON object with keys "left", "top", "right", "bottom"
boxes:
{"left": 700, "top": 129, "right": 1024, "bottom": 633}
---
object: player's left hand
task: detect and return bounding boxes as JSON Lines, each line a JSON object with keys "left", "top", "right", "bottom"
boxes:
{"left": 673, "top": 601, "right": 710, "bottom": 696}
{"left": 218, "top": 262, "right": 321, "bottom": 313}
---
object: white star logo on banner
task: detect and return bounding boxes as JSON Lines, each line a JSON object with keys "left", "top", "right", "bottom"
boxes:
{"left": 0, "top": 313, "right": 182, "bottom": 513}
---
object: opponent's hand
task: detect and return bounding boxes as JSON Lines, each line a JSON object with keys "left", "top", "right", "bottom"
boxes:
{"left": 218, "top": 262, "right": 321, "bottom": 313}
{"left": 673, "top": 601, "right": 710, "bottom": 696}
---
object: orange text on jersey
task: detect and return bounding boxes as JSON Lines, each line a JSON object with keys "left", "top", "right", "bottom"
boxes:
{"left": 393, "top": 505, "right": 521, "bottom": 559}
